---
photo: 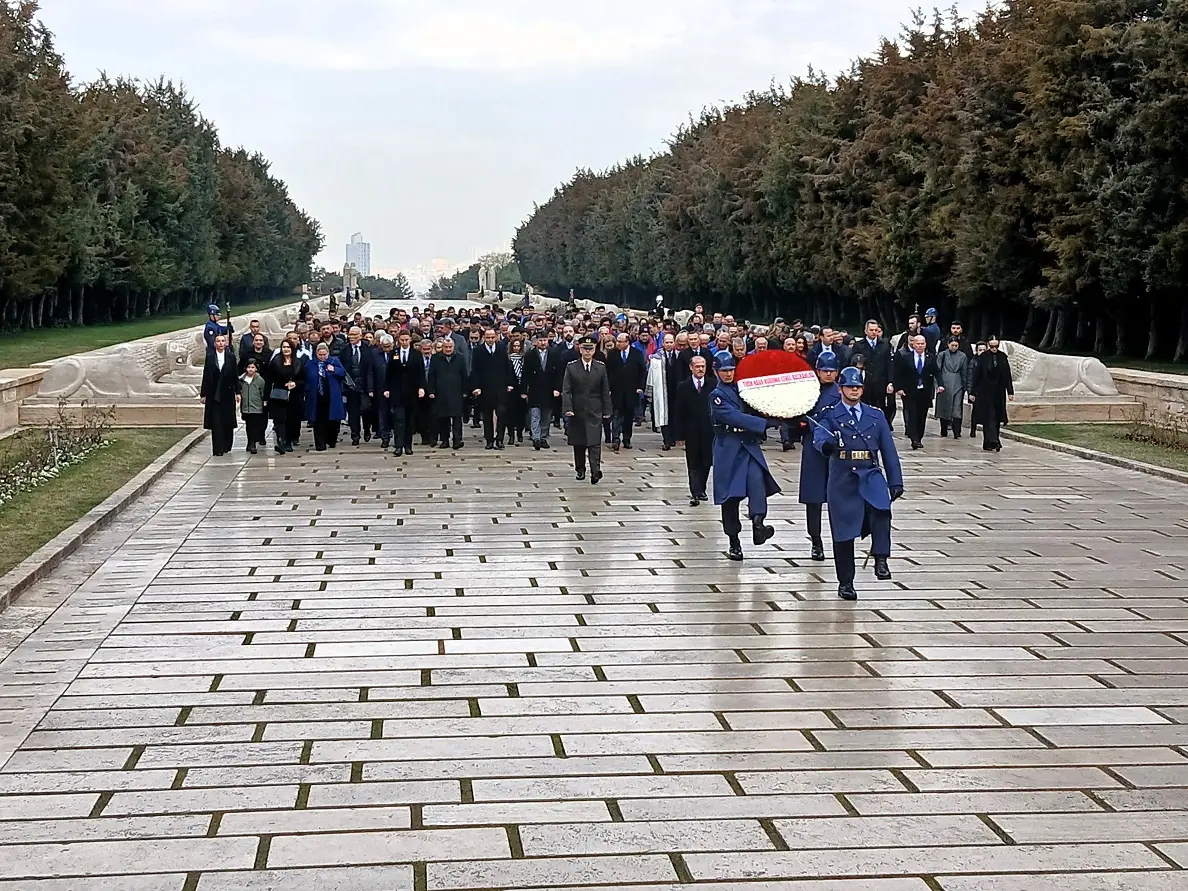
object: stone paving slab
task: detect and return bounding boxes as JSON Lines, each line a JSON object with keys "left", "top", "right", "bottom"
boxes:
{"left": 0, "top": 424, "right": 1187, "bottom": 887}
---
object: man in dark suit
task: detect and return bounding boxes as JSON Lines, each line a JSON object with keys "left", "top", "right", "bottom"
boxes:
{"left": 427, "top": 337, "right": 468, "bottom": 449}
{"left": 893, "top": 332, "right": 942, "bottom": 449}
{"left": 604, "top": 332, "right": 647, "bottom": 451}
{"left": 384, "top": 331, "right": 424, "bottom": 456}
{"left": 673, "top": 354, "right": 715, "bottom": 506}
{"left": 200, "top": 334, "right": 239, "bottom": 456}
{"left": 851, "top": 319, "right": 896, "bottom": 427}
{"left": 470, "top": 327, "right": 512, "bottom": 449}
{"left": 366, "top": 334, "right": 395, "bottom": 448}
{"left": 522, "top": 331, "right": 561, "bottom": 449}
{"left": 335, "top": 326, "right": 370, "bottom": 445}
{"left": 808, "top": 327, "right": 853, "bottom": 370}
{"left": 562, "top": 336, "right": 612, "bottom": 484}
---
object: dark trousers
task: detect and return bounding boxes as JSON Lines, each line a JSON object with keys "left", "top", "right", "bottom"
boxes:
{"left": 418, "top": 399, "right": 436, "bottom": 444}
{"left": 806, "top": 502, "right": 823, "bottom": 541}
{"left": 902, "top": 390, "right": 930, "bottom": 443}
{"left": 686, "top": 442, "right": 711, "bottom": 498}
{"left": 244, "top": 414, "right": 267, "bottom": 447}
{"left": 611, "top": 404, "right": 635, "bottom": 445}
{"left": 832, "top": 506, "right": 892, "bottom": 584}
{"left": 391, "top": 404, "right": 415, "bottom": 449}
{"left": 479, "top": 404, "right": 497, "bottom": 444}
{"left": 373, "top": 395, "right": 391, "bottom": 441}
{"left": 573, "top": 444, "right": 601, "bottom": 476}
{"left": 939, "top": 417, "right": 963, "bottom": 437}
{"left": 602, "top": 417, "right": 612, "bottom": 444}
{"left": 438, "top": 416, "right": 463, "bottom": 447}
{"left": 209, "top": 414, "right": 235, "bottom": 455}
{"left": 344, "top": 392, "right": 362, "bottom": 441}
{"left": 313, "top": 390, "right": 340, "bottom": 450}
{"left": 981, "top": 415, "right": 1002, "bottom": 449}
{"left": 661, "top": 424, "right": 675, "bottom": 448}
{"left": 498, "top": 401, "right": 526, "bottom": 442}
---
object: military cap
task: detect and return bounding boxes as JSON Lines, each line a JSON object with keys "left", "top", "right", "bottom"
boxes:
{"left": 815, "top": 352, "right": 840, "bottom": 372}
{"left": 578, "top": 334, "right": 597, "bottom": 346}
{"left": 838, "top": 367, "right": 865, "bottom": 387}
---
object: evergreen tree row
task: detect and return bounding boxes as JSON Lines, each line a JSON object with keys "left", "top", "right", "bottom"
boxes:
{"left": 514, "top": 1, "right": 1188, "bottom": 361}
{"left": 0, "top": 1, "right": 322, "bottom": 330}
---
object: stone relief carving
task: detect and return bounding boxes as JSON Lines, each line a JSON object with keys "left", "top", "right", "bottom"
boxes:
{"left": 999, "top": 341, "right": 1119, "bottom": 398}
{"left": 37, "top": 341, "right": 199, "bottom": 400}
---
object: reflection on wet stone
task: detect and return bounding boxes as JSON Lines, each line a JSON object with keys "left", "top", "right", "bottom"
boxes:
{"left": 0, "top": 431, "right": 1187, "bottom": 886}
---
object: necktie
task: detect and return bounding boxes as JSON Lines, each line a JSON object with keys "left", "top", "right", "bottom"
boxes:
{"left": 353, "top": 346, "right": 359, "bottom": 364}
{"left": 622, "top": 351, "right": 628, "bottom": 363}
{"left": 488, "top": 346, "right": 494, "bottom": 355}
{"left": 540, "top": 351, "right": 547, "bottom": 369}
{"left": 584, "top": 363, "right": 591, "bottom": 373}
{"left": 850, "top": 406, "right": 859, "bottom": 425}
{"left": 916, "top": 353, "right": 923, "bottom": 373}
{"left": 401, "top": 350, "right": 407, "bottom": 363}
{"left": 695, "top": 380, "right": 701, "bottom": 392}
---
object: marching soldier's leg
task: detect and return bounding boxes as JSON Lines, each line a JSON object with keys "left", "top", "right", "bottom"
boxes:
{"left": 721, "top": 498, "right": 744, "bottom": 561}
{"left": 870, "top": 504, "right": 893, "bottom": 580}
{"left": 833, "top": 538, "right": 858, "bottom": 601}
{"left": 806, "top": 503, "right": 825, "bottom": 561}
{"left": 746, "top": 462, "right": 774, "bottom": 546}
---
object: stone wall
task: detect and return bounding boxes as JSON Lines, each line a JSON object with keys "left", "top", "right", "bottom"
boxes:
{"left": 1111, "top": 368, "right": 1188, "bottom": 417}
{"left": 0, "top": 369, "right": 46, "bottom": 434}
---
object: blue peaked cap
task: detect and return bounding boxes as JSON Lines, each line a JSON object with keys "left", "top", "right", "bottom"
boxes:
{"left": 713, "top": 350, "right": 736, "bottom": 372}
{"left": 839, "top": 367, "right": 864, "bottom": 387}
{"left": 815, "top": 352, "right": 840, "bottom": 372}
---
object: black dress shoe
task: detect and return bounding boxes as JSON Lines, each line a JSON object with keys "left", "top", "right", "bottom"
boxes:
{"left": 752, "top": 522, "right": 775, "bottom": 547}
{"left": 485, "top": 442, "right": 495, "bottom": 450}
{"left": 612, "top": 443, "right": 620, "bottom": 452}
{"left": 874, "top": 557, "right": 892, "bottom": 581}
{"left": 437, "top": 441, "right": 449, "bottom": 449}
{"left": 247, "top": 445, "right": 257, "bottom": 454}
{"left": 782, "top": 443, "right": 795, "bottom": 452}
{"left": 810, "top": 538, "right": 826, "bottom": 562}
{"left": 364, "top": 432, "right": 372, "bottom": 443}
{"left": 404, "top": 446, "right": 414, "bottom": 456}
{"left": 284, "top": 443, "right": 294, "bottom": 452}
{"left": 689, "top": 497, "right": 700, "bottom": 507}
{"left": 661, "top": 444, "right": 672, "bottom": 451}
{"left": 591, "top": 471, "right": 603, "bottom": 485}
{"left": 623, "top": 441, "right": 632, "bottom": 449}
{"left": 576, "top": 471, "right": 586, "bottom": 481}
{"left": 727, "top": 539, "right": 744, "bottom": 561}
{"left": 381, "top": 438, "right": 390, "bottom": 448}
{"left": 533, "top": 440, "right": 541, "bottom": 450}
{"left": 393, "top": 448, "right": 404, "bottom": 457}
{"left": 695, "top": 493, "right": 708, "bottom": 502}
{"left": 452, "top": 442, "right": 464, "bottom": 450}
{"left": 351, "top": 438, "right": 361, "bottom": 446}
{"left": 274, "top": 444, "right": 285, "bottom": 455}
{"left": 838, "top": 582, "right": 859, "bottom": 601}
{"left": 495, "top": 441, "right": 505, "bottom": 450}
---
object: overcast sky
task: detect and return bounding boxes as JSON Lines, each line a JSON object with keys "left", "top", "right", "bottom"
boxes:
{"left": 39, "top": 0, "right": 986, "bottom": 273}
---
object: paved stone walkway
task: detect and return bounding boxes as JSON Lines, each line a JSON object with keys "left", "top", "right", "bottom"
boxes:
{"left": 1, "top": 422, "right": 1187, "bottom": 890}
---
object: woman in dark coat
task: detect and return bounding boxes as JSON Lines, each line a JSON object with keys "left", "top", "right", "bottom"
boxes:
{"left": 304, "top": 343, "right": 347, "bottom": 451}
{"left": 200, "top": 334, "right": 239, "bottom": 456}
{"left": 427, "top": 339, "right": 468, "bottom": 449}
{"left": 969, "top": 337, "right": 1014, "bottom": 452}
{"left": 239, "top": 333, "right": 270, "bottom": 376}
{"left": 500, "top": 337, "right": 528, "bottom": 445}
{"left": 266, "top": 340, "right": 305, "bottom": 454}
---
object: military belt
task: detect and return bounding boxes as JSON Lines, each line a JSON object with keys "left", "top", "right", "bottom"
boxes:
{"left": 835, "top": 449, "right": 872, "bottom": 461}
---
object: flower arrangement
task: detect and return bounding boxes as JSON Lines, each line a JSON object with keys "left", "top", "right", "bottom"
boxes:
{"left": 735, "top": 350, "right": 819, "bottom": 418}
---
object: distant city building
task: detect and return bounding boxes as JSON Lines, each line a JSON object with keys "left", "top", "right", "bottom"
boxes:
{"left": 346, "top": 233, "right": 371, "bottom": 277}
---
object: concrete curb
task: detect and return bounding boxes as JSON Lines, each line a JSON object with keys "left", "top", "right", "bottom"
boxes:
{"left": 0, "top": 428, "right": 208, "bottom": 614}
{"left": 1001, "top": 429, "right": 1188, "bottom": 486}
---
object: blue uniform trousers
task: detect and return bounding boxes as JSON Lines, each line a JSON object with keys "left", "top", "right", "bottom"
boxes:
{"left": 832, "top": 505, "right": 891, "bottom": 584}
{"left": 720, "top": 460, "right": 770, "bottom": 537}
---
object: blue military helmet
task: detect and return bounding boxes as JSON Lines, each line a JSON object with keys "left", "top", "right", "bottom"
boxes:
{"left": 838, "top": 367, "right": 864, "bottom": 388}
{"left": 713, "top": 350, "right": 736, "bottom": 372}
{"left": 925, "top": 307, "right": 937, "bottom": 317}
{"left": 815, "top": 352, "right": 840, "bottom": 372}
{"left": 207, "top": 304, "right": 220, "bottom": 315}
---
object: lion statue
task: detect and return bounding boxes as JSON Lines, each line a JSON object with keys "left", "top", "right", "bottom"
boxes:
{"left": 999, "top": 341, "right": 1119, "bottom": 398}
{"left": 37, "top": 341, "right": 200, "bottom": 400}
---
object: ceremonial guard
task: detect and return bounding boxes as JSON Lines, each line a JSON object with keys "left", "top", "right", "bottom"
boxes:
{"left": 709, "top": 352, "right": 780, "bottom": 561}
{"left": 203, "top": 304, "right": 232, "bottom": 353}
{"left": 813, "top": 367, "right": 904, "bottom": 600}
{"left": 798, "top": 353, "right": 841, "bottom": 561}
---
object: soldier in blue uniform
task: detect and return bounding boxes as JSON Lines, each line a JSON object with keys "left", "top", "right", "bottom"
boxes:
{"left": 813, "top": 366, "right": 904, "bottom": 600}
{"left": 203, "top": 304, "right": 232, "bottom": 353}
{"left": 710, "top": 351, "right": 781, "bottom": 561}
{"left": 798, "top": 352, "right": 841, "bottom": 562}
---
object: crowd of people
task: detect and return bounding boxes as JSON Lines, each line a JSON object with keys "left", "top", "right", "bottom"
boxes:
{"left": 198, "top": 300, "right": 1016, "bottom": 459}
{"left": 196, "top": 297, "right": 1018, "bottom": 597}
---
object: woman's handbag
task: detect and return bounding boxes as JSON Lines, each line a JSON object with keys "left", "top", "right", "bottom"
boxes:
{"left": 269, "top": 387, "right": 290, "bottom": 402}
